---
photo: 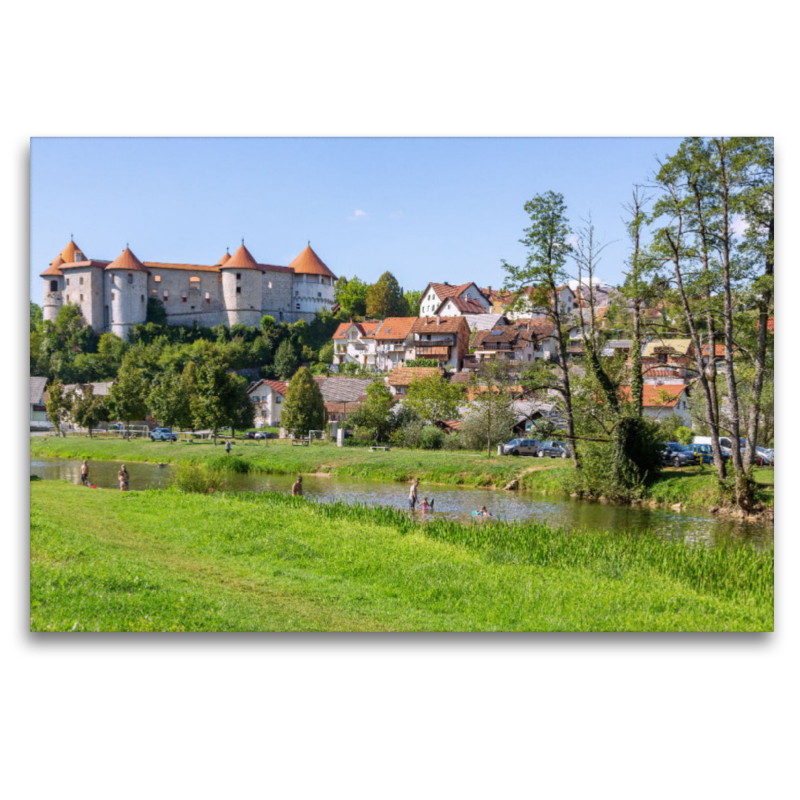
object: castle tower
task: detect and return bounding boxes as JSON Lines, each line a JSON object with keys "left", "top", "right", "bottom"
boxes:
{"left": 288, "top": 244, "right": 337, "bottom": 322}
{"left": 47, "top": 239, "right": 107, "bottom": 329}
{"left": 220, "top": 242, "right": 262, "bottom": 327}
{"left": 104, "top": 247, "right": 149, "bottom": 339}
{"left": 41, "top": 253, "right": 65, "bottom": 323}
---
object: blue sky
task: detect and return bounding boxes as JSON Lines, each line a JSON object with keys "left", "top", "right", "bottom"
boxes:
{"left": 30, "top": 137, "right": 684, "bottom": 305}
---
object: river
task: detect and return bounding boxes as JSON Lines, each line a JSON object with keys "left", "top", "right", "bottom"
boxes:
{"left": 30, "top": 456, "right": 773, "bottom": 547}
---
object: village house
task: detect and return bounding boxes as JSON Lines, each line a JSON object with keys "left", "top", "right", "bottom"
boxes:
{"left": 418, "top": 282, "right": 491, "bottom": 316}
{"left": 363, "top": 317, "right": 418, "bottom": 372}
{"left": 470, "top": 326, "right": 536, "bottom": 366}
{"left": 331, "top": 319, "right": 381, "bottom": 368}
{"left": 30, "top": 377, "right": 49, "bottom": 430}
{"left": 410, "top": 316, "right": 471, "bottom": 371}
{"left": 386, "top": 366, "right": 442, "bottom": 397}
{"left": 507, "top": 318, "right": 561, "bottom": 362}
{"left": 621, "top": 384, "right": 693, "bottom": 426}
{"left": 247, "top": 379, "right": 287, "bottom": 427}
{"left": 501, "top": 285, "right": 575, "bottom": 320}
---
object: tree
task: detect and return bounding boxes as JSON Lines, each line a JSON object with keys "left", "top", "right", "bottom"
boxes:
{"left": 402, "top": 289, "right": 422, "bottom": 316}
{"left": 335, "top": 276, "right": 370, "bottom": 319}
{"left": 318, "top": 341, "right": 334, "bottom": 365}
{"left": 260, "top": 315, "right": 276, "bottom": 334}
{"left": 69, "top": 385, "right": 110, "bottom": 437}
{"left": 44, "top": 379, "right": 72, "bottom": 437}
{"left": 466, "top": 361, "right": 516, "bottom": 456}
{"left": 96, "top": 333, "right": 129, "bottom": 378}
{"left": 30, "top": 302, "right": 43, "bottom": 332}
{"left": 502, "top": 191, "right": 579, "bottom": 466}
{"left": 274, "top": 339, "right": 299, "bottom": 380}
{"left": 107, "top": 356, "right": 150, "bottom": 438}
{"left": 281, "top": 366, "right": 326, "bottom": 436}
{"left": 148, "top": 370, "right": 192, "bottom": 439}
{"left": 346, "top": 380, "right": 395, "bottom": 443}
{"left": 191, "top": 359, "right": 243, "bottom": 445}
{"left": 404, "top": 374, "right": 465, "bottom": 424}
{"left": 366, "top": 272, "right": 404, "bottom": 318}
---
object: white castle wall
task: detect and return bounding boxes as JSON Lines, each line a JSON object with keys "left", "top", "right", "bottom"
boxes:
{"left": 62, "top": 266, "right": 104, "bottom": 330}
{"left": 293, "top": 273, "right": 335, "bottom": 322}
{"left": 260, "top": 270, "right": 294, "bottom": 323}
{"left": 42, "top": 276, "right": 64, "bottom": 323}
{"left": 221, "top": 268, "right": 262, "bottom": 327}
{"left": 150, "top": 269, "right": 227, "bottom": 328}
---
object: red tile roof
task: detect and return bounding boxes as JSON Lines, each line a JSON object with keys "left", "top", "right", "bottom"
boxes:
{"left": 332, "top": 319, "right": 382, "bottom": 340}
{"left": 411, "top": 316, "right": 470, "bottom": 335}
{"left": 41, "top": 255, "right": 65, "bottom": 277}
{"left": 105, "top": 247, "right": 149, "bottom": 273}
{"left": 288, "top": 245, "right": 337, "bottom": 278}
{"left": 60, "top": 240, "right": 85, "bottom": 264}
{"left": 437, "top": 297, "right": 487, "bottom": 314}
{"left": 620, "top": 383, "right": 688, "bottom": 408}
{"left": 387, "top": 366, "right": 441, "bottom": 386}
{"left": 367, "top": 317, "right": 418, "bottom": 340}
{"left": 248, "top": 379, "right": 288, "bottom": 396}
{"left": 216, "top": 252, "right": 231, "bottom": 266}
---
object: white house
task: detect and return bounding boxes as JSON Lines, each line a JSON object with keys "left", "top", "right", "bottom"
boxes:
{"left": 247, "top": 379, "right": 287, "bottom": 427}
{"left": 503, "top": 285, "right": 575, "bottom": 320}
{"left": 30, "top": 377, "right": 49, "bottom": 430}
{"left": 331, "top": 319, "right": 381, "bottom": 368}
{"left": 418, "top": 282, "right": 491, "bottom": 316}
{"left": 364, "top": 317, "right": 418, "bottom": 372}
{"left": 622, "top": 384, "right": 692, "bottom": 426}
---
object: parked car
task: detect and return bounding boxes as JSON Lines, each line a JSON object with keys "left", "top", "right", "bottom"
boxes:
{"left": 751, "top": 446, "right": 774, "bottom": 466}
{"left": 689, "top": 443, "right": 714, "bottom": 464}
{"left": 537, "top": 440, "right": 569, "bottom": 458}
{"left": 503, "top": 438, "right": 540, "bottom": 456}
{"left": 662, "top": 442, "right": 699, "bottom": 467}
{"left": 150, "top": 427, "right": 178, "bottom": 441}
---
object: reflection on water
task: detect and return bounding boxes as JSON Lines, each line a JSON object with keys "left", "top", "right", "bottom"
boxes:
{"left": 30, "top": 457, "right": 773, "bottom": 547}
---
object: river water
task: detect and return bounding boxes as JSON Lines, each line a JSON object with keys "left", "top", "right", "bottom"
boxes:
{"left": 30, "top": 456, "right": 773, "bottom": 547}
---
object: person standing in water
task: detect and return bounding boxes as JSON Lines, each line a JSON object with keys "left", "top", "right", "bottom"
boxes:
{"left": 118, "top": 464, "right": 129, "bottom": 491}
{"left": 408, "top": 478, "right": 419, "bottom": 510}
{"left": 79, "top": 459, "right": 89, "bottom": 487}
{"left": 291, "top": 475, "right": 303, "bottom": 497}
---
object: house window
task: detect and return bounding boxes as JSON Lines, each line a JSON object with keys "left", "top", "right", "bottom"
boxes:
{"left": 127, "top": 274, "right": 133, "bottom": 284}
{"left": 49, "top": 280, "right": 58, "bottom": 292}
{"left": 154, "top": 275, "right": 161, "bottom": 282}
{"left": 276, "top": 396, "right": 282, "bottom": 403}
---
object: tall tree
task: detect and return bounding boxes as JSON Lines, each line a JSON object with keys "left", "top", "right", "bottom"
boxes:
{"left": 148, "top": 370, "right": 192, "bottom": 439}
{"left": 335, "top": 276, "right": 370, "bottom": 319}
{"left": 502, "top": 191, "right": 579, "bottom": 466}
{"left": 107, "top": 355, "right": 150, "bottom": 438}
{"left": 347, "top": 380, "right": 395, "bottom": 443}
{"left": 281, "top": 366, "right": 326, "bottom": 436}
{"left": 274, "top": 339, "right": 299, "bottom": 380}
{"left": 366, "top": 272, "right": 404, "bottom": 319}
{"left": 466, "top": 360, "right": 516, "bottom": 457}
{"left": 191, "top": 358, "right": 243, "bottom": 445}
{"left": 404, "top": 374, "right": 465, "bottom": 425}
{"left": 44, "top": 379, "right": 72, "bottom": 437}
{"left": 69, "top": 385, "right": 109, "bottom": 437}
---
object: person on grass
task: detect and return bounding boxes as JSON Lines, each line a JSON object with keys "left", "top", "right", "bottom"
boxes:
{"left": 226, "top": 440, "right": 231, "bottom": 454}
{"left": 408, "top": 478, "right": 419, "bottom": 510}
{"left": 79, "top": 459, "right": 89, "bottom": 487}
{"left": 291, "top": 475, "right": 303, "bottom": 497}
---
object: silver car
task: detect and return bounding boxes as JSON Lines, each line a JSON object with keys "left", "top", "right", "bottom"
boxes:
{"left": 503, "top": 438, "right": 540, "bottom": 456}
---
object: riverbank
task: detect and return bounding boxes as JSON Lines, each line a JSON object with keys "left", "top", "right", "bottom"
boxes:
{"left": 30, "top": 481, "right": 773, "bottom": 631}
{"left": 29, "top": 436, "right": 774, "bottom": 512}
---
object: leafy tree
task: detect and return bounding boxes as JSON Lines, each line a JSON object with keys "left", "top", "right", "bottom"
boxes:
{"left": 148, "top": 371, "right": 192, "bottom": 438}
{"left": 502, "top": 191, "right": 579, "bottom": 466}
{"left": 404, "top": 374, "right": 465, "bottom": 424}
{"left": 260, "top": 315, "right": 276, "bottom": 334}
{"left": 191, "top": 358, "right": 244, "bottom": 444}
{"left": 335, "top": 276, "right": 369, "bottom": 318}
{"left": 146, "top": 297, "right": 168, "bottom": 325}
{"left": 346, "top": 381, "right": 395, "bottom": 443}
{"left": 402, "top": 289, "right": 422, "bottom": 316}
{"left": 30, "top": 302, "right": 43, "bottom": 332}
{"left": 466, "top": 361, "right": 516, "bottom": 456}
{"left": 69, "top": 385, "right": 110, "bottom": 437}
{"left": 96, "top": 333, "right": 129, "bottom": 378}
{"left": 281, "top": 366, "right": 326, "bottom": 436}
{"left": 107, "top": 356, "right": 150, "bottom": 437}
{"left": 44, "top": 379, "right": 72, "bottom": 437}
{"left": 274, "top": 339, "right": 299, "bottom": 380}
{"left": 366, "top": 272, "right": 404, "bottom": 318}
{"left": 318, "top": 341, "right": 334, "bottom": 364}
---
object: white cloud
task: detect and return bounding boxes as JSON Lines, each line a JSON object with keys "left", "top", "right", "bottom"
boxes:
{"left": 348, "top": 209, "right": 368, "bottom": 222}
{"left": 731, "top": 215, "right": 750, "bottom": 237}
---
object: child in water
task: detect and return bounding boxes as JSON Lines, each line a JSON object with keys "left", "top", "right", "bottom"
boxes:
{"left": 475, "top": 505, "right": 492, "bottom": 517}
{"left": 420, "top": 497, "right": 429, "bottom": 512}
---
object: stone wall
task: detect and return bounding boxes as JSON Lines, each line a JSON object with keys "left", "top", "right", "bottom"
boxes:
{"left": 260, "top": 270, "right": 294, "bottom": 323}
{"left": 63, "top": 266, "right": 104, "bottom": 330}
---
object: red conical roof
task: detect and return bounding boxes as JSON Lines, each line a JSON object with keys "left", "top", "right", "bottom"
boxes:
{"left": 105, "top": 247, "right": 149, "bottom": 272}
{"left": 223, "top": 243, "right": 259, "bottom": 270}
{"left": 215, "top": 251, "right": 231, "bottom": 266}
{"left": 41, "top": 254, "right": 65, "bottom": 277}
{"left": 60, "top": 240, "right": 85, "bottom": 263}
{"left": 288, "top": 245, "right": 336, "bottom": 278}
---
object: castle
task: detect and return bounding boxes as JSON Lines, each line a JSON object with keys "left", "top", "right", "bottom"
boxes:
{"left": 40, "top": 239, "right": 338, "bottom": 339}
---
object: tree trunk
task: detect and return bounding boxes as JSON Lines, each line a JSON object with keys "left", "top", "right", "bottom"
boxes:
{"left": 551, "top": 281, "right": 579, "bottom": 469}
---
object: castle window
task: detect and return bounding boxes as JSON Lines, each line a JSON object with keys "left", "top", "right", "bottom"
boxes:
{"left": 205, "top": 292, "right": 210, "bottom": 303}
{"left": 268, "top": 281, "right": 272, "bottom": 289}
{"left": 182, "top": 293, "right": 187, "bottom": 302}
{"left": 236, "top": 273, "right": 241, "bottom": 281}
{"left": 236, "top": 287, "right": 241, "bottom": 294}
{"left": 318, "top": 292, "right": 322, "bottom": 298}
{"left": 190, "top": 276, "right": 200, "bottom": 283}
{"left": 75, "top": 251, "right": 82, "bottom": 261}
{"left": 141, "top": 295, "right": 144, "bottom": 303}
{"left": 111, "top": 291, "right": 115, "bottom": 301}
{"left": 296, "top": 304, "right": 300, "bottom": 310}
{"left": 66, "top": 278, "right": 70, "bottom": 286}
{"left": 154, "top": 275, "right": 161, "bottom": 283}
{"left": 152, "top": 289, "right": 157, "bottom": 295}
{"left": 79, "top": 277, "right": 84, "bottom": 285}
{"left": 80, "top": 294, "right": 83, "bottom": 302}
{"left": 127, "top": 274, "right": 133, "bottom": 284}
{"left": 49, "top": 280, "right": 58, "bottom": 292}
{"left": 163, "top": 291, "right": 169, "bottom": 301}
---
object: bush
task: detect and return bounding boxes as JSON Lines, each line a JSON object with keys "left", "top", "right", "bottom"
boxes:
{"left": 170, "top": 463, "right": 229, "bottom": 493}
{"left": 206, "top": 454, "right": 250, "bottom": 473}
{"left": 400, "top": 419, "right": 425, "bottom": 448}
{"left": 419, "top": 425, "right": 445, "bottom": 450}
{"left": 442, "top": 432, "right": 462, "bottom": 451}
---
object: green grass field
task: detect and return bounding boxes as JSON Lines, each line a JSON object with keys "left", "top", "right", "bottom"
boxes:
{"left": 30, "top": 436, "right": 774, "bottom": 509}
{"left": 30, "top": 481, "right": 773, "bottom": 631}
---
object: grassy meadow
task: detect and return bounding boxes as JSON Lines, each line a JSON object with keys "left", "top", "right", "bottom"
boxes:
{"left": 30, "top": 480, "right": 773, "bottom": 632}
{"left": 31, "top": 435, "right": 774, "bottom": 509}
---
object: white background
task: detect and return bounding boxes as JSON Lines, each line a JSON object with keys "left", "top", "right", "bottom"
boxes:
{"left": 3, "top": 2, "right": 796, "bottom": 798}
